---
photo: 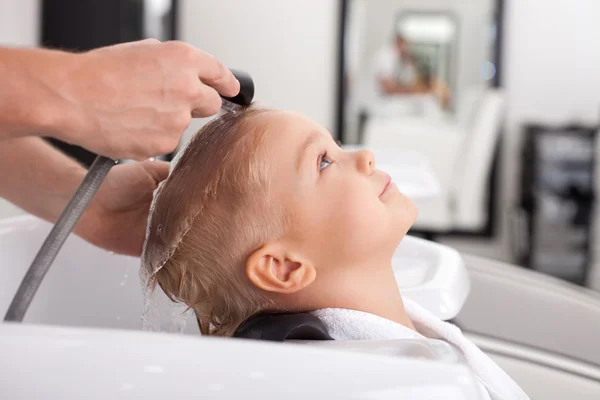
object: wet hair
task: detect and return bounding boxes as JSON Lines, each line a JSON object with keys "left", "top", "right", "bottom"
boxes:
{"left": 141, "top": 106, "right": 287, "bottom": 336}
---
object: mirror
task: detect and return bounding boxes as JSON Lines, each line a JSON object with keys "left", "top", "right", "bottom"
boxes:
{"left": 339, "top": 0, "right": 500, "bottom": 145}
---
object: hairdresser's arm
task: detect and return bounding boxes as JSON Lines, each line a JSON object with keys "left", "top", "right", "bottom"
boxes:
{"left": 0, "top": 41, "right": 239, "bottom": 160}
{"left": 0, "top": 138, "right": 86, "bottom": 224}
{"left": 378, "top": 77, "right": 422, "bottom": 95}
{"left": 0, "top": 137, "right": 168, "bottom": 256}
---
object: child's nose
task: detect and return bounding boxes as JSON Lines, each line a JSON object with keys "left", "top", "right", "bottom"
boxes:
{"left": 355, "top": 149, "right": 375, "bottom": 174}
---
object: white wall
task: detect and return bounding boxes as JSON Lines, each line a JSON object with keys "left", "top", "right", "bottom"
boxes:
{"left": 503, "top": 0, "right": 600, "bottom": 127}
{"left": 0, "top": 0, "right": 39, "bottom": 46}
{"left": 178, "top": 0, "right": 340, "bottom": 145}
{"left": 0, "top": 0, "right": 39, "bottom": 218}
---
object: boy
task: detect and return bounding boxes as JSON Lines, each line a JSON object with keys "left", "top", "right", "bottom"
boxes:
{"left": 142, "top": 107, "right": 529, "bottom": 400}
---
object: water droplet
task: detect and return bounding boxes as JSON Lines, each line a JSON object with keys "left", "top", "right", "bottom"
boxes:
{"left": 120, "top": 281, "right": 125, "bottom": 287}
{"left": 149, "top": 157, "right": 156, "bottom": 162}
{"left": 123, "top": 274, "right": 129, "bottom": 279}
{"left": 116, "top": 316, "right": 121, "bottom": 321}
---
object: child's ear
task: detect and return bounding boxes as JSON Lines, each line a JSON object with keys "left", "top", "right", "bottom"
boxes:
{"left": 246, "top": 243, "right": 316, "bottom": 294}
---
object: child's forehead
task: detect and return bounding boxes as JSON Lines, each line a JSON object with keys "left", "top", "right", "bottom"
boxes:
{"left": 254, "top": 110, "right": 330, "bottom": 150}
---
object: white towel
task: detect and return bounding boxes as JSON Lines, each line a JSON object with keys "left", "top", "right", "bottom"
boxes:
{"left": 311, "top": 298, "right": 530, "bottom": 400}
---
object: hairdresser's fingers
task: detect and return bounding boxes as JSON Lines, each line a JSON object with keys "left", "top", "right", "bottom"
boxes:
{"left": 190, "top": 83, "right": 223, "bottom": 118}
{"left": 195, "top": 50, "right": 240, "bottom": 98}
{"left": 139, "top": 160, "right": 170, "bottom": 186}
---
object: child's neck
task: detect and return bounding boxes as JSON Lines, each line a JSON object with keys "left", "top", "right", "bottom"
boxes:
{"left": 292, "top": 260, "right": 416, "bottom": 332}
{"left": 345, "top": 263, "right": 416, "bottom": 331}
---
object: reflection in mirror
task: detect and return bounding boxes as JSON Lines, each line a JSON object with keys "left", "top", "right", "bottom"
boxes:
{"left": 395, "top": 12, "right": 457, "bottom": 112}
{"left": 340, "top": 0, "right": 499, "bottom": 145}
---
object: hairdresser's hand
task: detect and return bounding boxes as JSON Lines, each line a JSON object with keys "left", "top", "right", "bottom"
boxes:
{"left": 76, "top": 160, "right": 170, "bottom": 256}
{"left": 50, "top": 39, "right": 240, "bottom": 160}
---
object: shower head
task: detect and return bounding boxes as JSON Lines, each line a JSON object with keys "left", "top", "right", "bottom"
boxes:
{"left": 220, "top": 69, "right": 255, "bottom": 112}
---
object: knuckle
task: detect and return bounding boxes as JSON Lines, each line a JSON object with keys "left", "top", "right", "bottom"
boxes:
{"left": 185, "top": 80, "right": 202, "bottom": 100}
{"left": 169, "top": 74, "right": 195, "bottom": 100}
{"left": 143, "top": 38, "right": 161, "bottom": 45}
{"left": 173, "top": 77, "right": 191, "bottom": 97}
{"left": 156, "top": 137, "right": 179, "bottom": 155}
{"left": 207, "top": 55, "right": 227, "bottom": 81}
{"left": 185, "top": 46, "right": 200, "bottom": 63}
{"left": 163, "top": 39, "right": 180, "bottom": 49}
{"left": 195, "top": 49, "right": 224, "bottom": 80}
{"left": 174, "top": 112, "right": 192, "bottom": 130}
{"left": 205, "top": 95, "right": 222, "bottom": 115}
{"left": 162, "top": 40, "right": 181, "bottom": 55}
{"left": 168, "top": 40, "right": 197, "bottom": 62}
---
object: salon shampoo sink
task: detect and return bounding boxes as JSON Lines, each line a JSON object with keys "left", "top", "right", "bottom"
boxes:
{"left": 394, "top": 235, "right": 470, "bottom": 320}
{"left": 0, "top": 215, "right": 468, "bottom": 330}
{"left": 0, "top": 214, "right": 480, "bottom": 399}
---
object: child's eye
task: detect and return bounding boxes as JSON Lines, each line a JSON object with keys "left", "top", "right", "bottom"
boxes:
{"left": 319, "top": 152, "right": 334, "bottom": 171}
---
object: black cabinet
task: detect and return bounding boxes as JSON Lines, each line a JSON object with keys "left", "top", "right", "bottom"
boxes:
{"left": 516, "top": 123, "right": 597, "bottom": 285}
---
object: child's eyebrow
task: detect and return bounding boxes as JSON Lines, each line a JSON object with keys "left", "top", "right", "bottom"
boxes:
{"left": 296, "top": 131, "right": 321, "bottom": 172}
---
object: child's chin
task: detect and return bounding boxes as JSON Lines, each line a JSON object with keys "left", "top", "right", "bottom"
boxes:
{"left": 386, "top": 230, "right": 407, "bottom": 253}
{"left": 394, "top": 219, "right": 413, "bottom": 237}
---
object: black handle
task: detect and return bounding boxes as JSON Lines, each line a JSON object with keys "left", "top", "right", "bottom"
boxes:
{"left": 221, "top": 68, "right": 255, "bottom": 107}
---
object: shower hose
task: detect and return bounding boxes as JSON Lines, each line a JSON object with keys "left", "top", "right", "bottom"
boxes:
{"left": 3, "top": 156, "right": 117, "bottom": 322}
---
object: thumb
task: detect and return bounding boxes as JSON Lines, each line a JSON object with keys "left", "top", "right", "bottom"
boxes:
{"left": 138, "top": 159, "right": 170, "bottom": 186}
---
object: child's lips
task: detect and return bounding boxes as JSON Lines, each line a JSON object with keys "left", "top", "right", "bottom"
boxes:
{"left": 380, "top": 174, "right": 392, "bottom": 197}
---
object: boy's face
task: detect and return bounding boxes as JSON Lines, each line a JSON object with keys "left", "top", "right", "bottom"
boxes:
{"left": 259, "top": 111, "right": 417, "bottom": 272}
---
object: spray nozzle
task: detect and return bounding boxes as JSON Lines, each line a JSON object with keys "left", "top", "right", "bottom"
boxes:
{"left": 220, "top": 68, "right": 255, "bottom": 112}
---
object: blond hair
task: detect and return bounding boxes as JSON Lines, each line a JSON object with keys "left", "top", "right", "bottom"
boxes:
{"left": 142, "top": 107, "right": 286, "bottom": 336}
